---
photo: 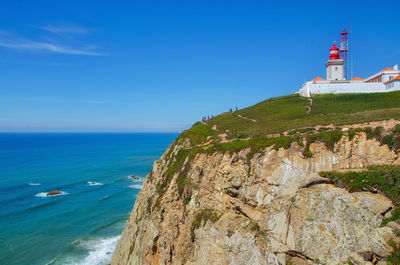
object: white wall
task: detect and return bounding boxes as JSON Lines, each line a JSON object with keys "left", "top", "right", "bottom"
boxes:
{"left": 327, "top": 64, "right": 344, "bottom": 81}
{"left": 298, "top": 82, "right": 395, "bottom": 97}
{"left": 364, "top": 70, "right": 400, "bottom": 83}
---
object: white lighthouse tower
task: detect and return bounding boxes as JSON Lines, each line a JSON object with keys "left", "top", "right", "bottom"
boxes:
{"left": 326, "top": 43, "right": 345, "bottom": 81}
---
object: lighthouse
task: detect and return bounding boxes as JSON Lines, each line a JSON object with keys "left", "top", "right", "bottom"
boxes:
{"left": 298, "top": 29, "right": 400, "bottom": 97}
{"left": 326, "top": 43, "right": 345, "bottom": 81}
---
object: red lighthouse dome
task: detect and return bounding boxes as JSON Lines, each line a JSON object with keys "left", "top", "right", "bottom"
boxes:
{"left": 329, "top": 43, "right": 340, "bottom": 60}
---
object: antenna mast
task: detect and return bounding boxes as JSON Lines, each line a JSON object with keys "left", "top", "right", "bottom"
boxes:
{"left": 339, "top": 28, "right": 349, "bottom": 79}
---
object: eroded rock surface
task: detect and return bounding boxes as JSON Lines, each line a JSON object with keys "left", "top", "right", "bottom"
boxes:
{"left": 111, "top": 130, "right": 399, "bottom": 265}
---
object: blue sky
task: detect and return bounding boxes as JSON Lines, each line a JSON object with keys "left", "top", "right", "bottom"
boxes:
{"left": 1, "top": 0, "right": 399, "bottom": 132}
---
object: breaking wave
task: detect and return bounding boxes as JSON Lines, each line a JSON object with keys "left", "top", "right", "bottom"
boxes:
{"left": 47, "top": 236, "right": 120, "bottom": 265}
{"left": 128, "top": 184, "right": 143, "bottom": 189}
{"left": 87, "top": 181, "right": 104, "bottom": 186}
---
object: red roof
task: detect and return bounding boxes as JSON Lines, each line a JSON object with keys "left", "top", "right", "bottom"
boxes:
{"left": 352, "top": 77, "right": 363, "bottom": 81}
{"left": 382, "top": 68, "right": 395, "bottom": 72}
{"left": 312, "top": 77, "right": 325, "bottom": 81}
{"left": 329, "top": 43, "right": 339, "bottom": 51}
{"left": 385, "top": 74, "right": 400, "bottom": 84}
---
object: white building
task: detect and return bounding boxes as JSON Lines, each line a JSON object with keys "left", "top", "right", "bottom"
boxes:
{"left": 385, "top": 74, "right": 400, "bottom": 90}
{"left": 298, "top": 43, "right": 400, "bottom": 97}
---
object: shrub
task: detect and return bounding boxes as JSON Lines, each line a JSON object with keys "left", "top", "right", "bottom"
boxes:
{"left": 382, "top": 207, "right": 400, "bottom": 227}
{"left": 305, "top": 130, "right": 343, "bottom": 151}
{"left": 365, "top": 127, "right": 374, "bottom": 139}
{"left": 387, "top": 238, "right": 400, "bottom": 265}
{"left": 190, "top": 209, "right": 221, "bottom": 241}
{"left": 373, "top": 126, "right": 384, "bottom": 140}
{"left": 303, "top": 149, "right": 313, "bottom": 158}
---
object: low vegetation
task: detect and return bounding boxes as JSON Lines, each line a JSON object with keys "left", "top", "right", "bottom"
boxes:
{"left": 302, "top": 129, "right": 343, "bottom": 157}
{"left": 153, "top": 148, "right": 195, "bottom": 210}
{"left": 190, "top": 209, "right": 221, "bottom": 241}
{"left": 387, "top": 237, "right": 400, "bottom": 265}
{"left": 206, "top": 92, "right": 400, "bottom": 139}
{"left": 176, "top": 122, "right": 219, "bottom": 146}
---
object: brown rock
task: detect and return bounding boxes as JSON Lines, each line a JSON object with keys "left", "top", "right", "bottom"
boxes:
{"left": 47, "top": 190, "right": 62, "bottom": 196}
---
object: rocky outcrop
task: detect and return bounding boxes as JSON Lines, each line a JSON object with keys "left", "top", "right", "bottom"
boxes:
{"left": 47, "top": 190, "right": 62, "bottom": 196}
{"left": 111, "top": 129, "right": 399, "bottom": 265}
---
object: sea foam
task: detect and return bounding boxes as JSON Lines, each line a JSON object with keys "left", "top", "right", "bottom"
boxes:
{"left": 87, "top": 181, "right": 104, "bottom": 186}
{"left": 69, "top": 236, "right": 120, "bottom": 265}
{"left": 128, "top": 184, "right": 143, "bottom": 189}
{"left": 28, "top": 183, "right": 41, "bottom": 186}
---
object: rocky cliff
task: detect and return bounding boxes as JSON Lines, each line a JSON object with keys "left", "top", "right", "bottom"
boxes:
{"left": 111, "top": 93, "right": 400, "bottom": 265}
{"left": 111, "top": 121, "right": 400, "bottom": 265}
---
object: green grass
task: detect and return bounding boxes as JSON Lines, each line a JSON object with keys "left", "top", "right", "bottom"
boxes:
{"left": 175, "top": 92, "right": 400, "bottom": 148}
{"left": 203, "top": 92, "right": 400, "bottom": 140}
{"left": 387, "top": 237, "right": 400, "bottom": 265}
{"left": 311, "top": 93, "right": 400, "bottom": 114}
{"left": 177, "top": 122, "right": 219, "bottom": 146}
{"left": 207, "top": 94, "right": 310, "bottom": 138}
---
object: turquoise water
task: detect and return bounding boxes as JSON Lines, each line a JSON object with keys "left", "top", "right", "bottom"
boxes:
{"left": 0, "top": 133, "right": 177, "bottom": 265}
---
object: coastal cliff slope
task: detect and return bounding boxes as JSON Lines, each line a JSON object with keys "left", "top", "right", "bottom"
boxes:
{"left": 112, "top": 93, "right": 400, "bottom": 265}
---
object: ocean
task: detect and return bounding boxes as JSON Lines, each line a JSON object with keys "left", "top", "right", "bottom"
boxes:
{"left": 0, "top": 133, "right": 177, "bottom": 265}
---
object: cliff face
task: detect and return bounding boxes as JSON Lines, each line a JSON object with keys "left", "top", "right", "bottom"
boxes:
{"left": 111, "top": 122, "right": 400, "bottom": 265}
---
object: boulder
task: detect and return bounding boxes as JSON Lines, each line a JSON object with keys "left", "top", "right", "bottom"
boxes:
{"left": 47, "top": 190, "right": 62, "bottom": 196}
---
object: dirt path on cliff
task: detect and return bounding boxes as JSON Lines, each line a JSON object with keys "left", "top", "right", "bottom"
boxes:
{"left": 307, "top": 98, "right": 313, "bottom": 114}
{"left": 237, "top": 114, "right": 257, "bottom": 123}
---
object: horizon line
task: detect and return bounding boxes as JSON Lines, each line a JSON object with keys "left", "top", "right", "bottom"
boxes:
{"left": 0, "top": 131, "right": 181, "bottom": 134}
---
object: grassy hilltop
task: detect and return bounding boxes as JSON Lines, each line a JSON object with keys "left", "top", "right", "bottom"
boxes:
{"left": 177, "top": 91, "right": 400, "bottom": 152}
{"left": 205, "top": 92, "right": 400, "bottom": 140}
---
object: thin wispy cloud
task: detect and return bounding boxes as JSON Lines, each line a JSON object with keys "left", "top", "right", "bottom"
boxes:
{"left": 0, "top": 27, "right": 106, "bottom": 56}
{"left": 0, "top": 40, "right": 105, "bottom": 55}
{"left": 39, "top": 25, "right": 93, "bottom": 35}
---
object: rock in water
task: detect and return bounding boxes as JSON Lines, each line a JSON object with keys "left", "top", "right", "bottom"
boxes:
{"left": 47, "top": 190, "right": 62, "bottom": 196}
